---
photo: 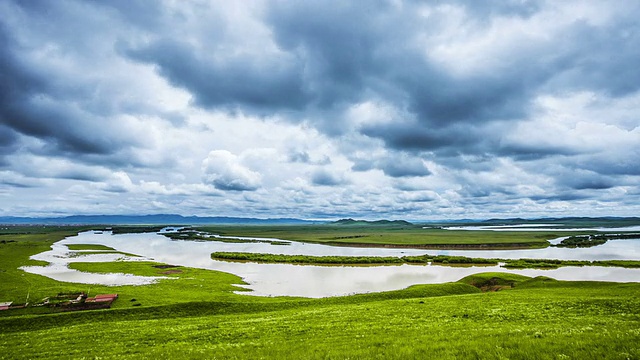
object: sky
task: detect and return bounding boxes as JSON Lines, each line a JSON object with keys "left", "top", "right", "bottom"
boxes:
{"left": 1, "top": 0, "right": 639, "bottom": 220}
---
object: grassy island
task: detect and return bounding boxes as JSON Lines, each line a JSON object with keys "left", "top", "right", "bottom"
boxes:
{"left": 211, "top": 251, "right": 640, "bottom": 269}
{"left": 188, "top": 224, "right": 560, "bottom": 249}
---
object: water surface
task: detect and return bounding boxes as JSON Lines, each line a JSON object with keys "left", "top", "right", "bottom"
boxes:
{"left": 22, "top": 231, "right": 640, "bottom": 298}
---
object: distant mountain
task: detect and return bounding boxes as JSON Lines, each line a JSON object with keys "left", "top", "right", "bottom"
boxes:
{"left": 2, "top": 215, "right": 637, "bottom": 227}
{"left": 332, "top": 218, "right": 414, "bottom": 226}
{"left": 0, "top": 214, "right": 317, "bottom": 225}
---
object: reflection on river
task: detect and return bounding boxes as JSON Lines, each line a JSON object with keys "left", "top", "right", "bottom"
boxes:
{"left": 22, "top": 231, "right": 640, "bottom": 298}
{"left": 442, "top": 225, "right": 640, "bottom": 232}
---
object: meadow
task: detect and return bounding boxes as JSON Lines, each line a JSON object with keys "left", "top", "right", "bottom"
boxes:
{"left": 193, "top": 224, "right": 567, "bottom": 249}
{"left": 1, "top": 225, "right": 639, "bottom": 359}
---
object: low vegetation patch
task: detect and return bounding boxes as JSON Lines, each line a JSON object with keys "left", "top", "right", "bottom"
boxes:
{"left": 163, "top": 230, "right": 290, "bottom": 245}
{"left": 211, "top": 252, "right": 640, "bottom": 269}
{"left": 67, "top": 250, "right": 139, "bottom": 258}
{"left": 65, "top": 244, "right": 117, "bottom": 251}
{"left": 553, "top": 233, "right": 640, "bottom": 248}
{"left": 211, "top": 252, "right": 500, "bottom": 266}
{"left": 554, "top": 235, "right": 607, "bottom": 248}
{"left": 459, "top": 272, "right": 532, "bottom": 291}
{"left": 108, "top": 226, "right": 167, "bottom": 234}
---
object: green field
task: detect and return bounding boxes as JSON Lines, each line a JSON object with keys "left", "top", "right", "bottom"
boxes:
{"left": 192, "top": 224, "right": 573, "bottom": 249}
{"left": 1, "top": 226, "right": 639, "bottom": 359}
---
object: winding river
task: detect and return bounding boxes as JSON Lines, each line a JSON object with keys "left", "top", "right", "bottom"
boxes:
{"left": 21, "top": 230, "right": 640, "bottom": 298}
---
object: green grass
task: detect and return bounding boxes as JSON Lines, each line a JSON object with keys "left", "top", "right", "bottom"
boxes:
{"left": 1, "top": 226, "right": 639, "bottom": 359}
{"left": 192, "top": 225, "right": 592, "bottom": 249}
{"left": 0, "top": 227, "right": 96, "bottom": 306}
{"left": 164, "top": 230, "right": 290, "bottom": 245}
{"left": 211, "top": 252, "right": 499, "bottom": 266}
{"left": 66, "top": 250, "right": 140, "bottom": 258}
{"left": 1, "top": 277, "right": 638, "bottom": 359}
{"left": 65, "top": 244, "right": 117, "bottom": 251}
{"left": 66, "top": 261, "right": 253, "bottom": 307}
{"left": 210, "top": 252, "right": 640, "bottom": 269}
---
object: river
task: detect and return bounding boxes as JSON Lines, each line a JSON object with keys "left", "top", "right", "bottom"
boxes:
{"left": 21, "top": 230, "right": 640, "bottom": 298}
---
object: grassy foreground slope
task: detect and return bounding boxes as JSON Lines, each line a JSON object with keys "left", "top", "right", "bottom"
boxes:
{"left": 1, "top": 276, "right": 639, "bottom": 359}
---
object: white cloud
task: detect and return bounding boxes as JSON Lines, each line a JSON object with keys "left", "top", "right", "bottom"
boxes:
{"left": 202, "top": 150, "right": 262, "bottom": 191}
{"left": 0, "top": 0, "right": 639, "bottom": 219}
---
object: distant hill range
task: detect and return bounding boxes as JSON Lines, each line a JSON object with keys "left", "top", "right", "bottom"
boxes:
{"left": 1, "top": 215, "right": 637, "bottom": 227}
{"left": 0, "top": 214, "right": 317, "bottom": 225}
{"left": 332, "top": 218, "right": 414, "bottom": 226}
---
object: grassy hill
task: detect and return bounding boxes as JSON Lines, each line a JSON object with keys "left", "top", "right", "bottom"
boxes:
{"left": 1, "top": 274, "right": 638, "bottom": 359}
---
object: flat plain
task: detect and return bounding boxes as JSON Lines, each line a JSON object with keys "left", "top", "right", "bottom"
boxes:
{"left": 1, "top": 225, "right": 639, "bottom": 359}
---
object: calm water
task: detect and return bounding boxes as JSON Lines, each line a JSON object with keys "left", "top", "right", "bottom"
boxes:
{"left": 21, "top": 231, "right": 640, "bottom": 298}
{"left": 442, "top": 225, "right": 640, "bottom": 232}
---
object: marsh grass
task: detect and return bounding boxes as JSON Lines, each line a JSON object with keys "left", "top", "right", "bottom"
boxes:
{"left": 211, "top": 252, "right": 640, "bottom": 269}
{"left": 65, "top": 244, "right": 117, "bottom": 251}
{"left": 66, "top": 251, "right": 140, "bottom": 258}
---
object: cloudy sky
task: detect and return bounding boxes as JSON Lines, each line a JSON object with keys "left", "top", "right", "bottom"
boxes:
{"left": 1, "top": 0, "right": 639, "bottom": 220}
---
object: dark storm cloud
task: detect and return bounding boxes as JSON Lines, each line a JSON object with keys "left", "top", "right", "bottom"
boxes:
{"left": 83, "top": 0, "right": 165, "bottom": 29}
{"left": 573, "top": 153, "right": 640, "bottom": 177}
{"left": 55, "top": 170, "right": 108, "bottom": 182}
{"left": 6, "top": 1, "right": 639, "bottom": 142}
{"left": 264, "top": 1, "right": 546, "bottom": 132}
{"left": 122, "top": 1, "right": 396, "bottom": 120}
{"left": 564, "top": 177, "right": 615, "bottom": 191}
{"left": 380, "top": 158, "right": 431, "bottom": 177}
{"left": 264, "top": 1, "right": 394, "bottom": 108}
{"left": 459, "top": 184, "right": 513, "bottom": 199}
{"left": 270, "top": 0, "right": 640, "bottom": 157}
{"left": 210, "top": 179, "right": 259, "bottom": 192}
{"left": 360, "top": 123, "right": 476, "bottom": 152}
{"left": 0, "top": 125, "right": 19, "bottom": 154}
{"left": 0, "top": 0, "right": 638, "bottom": 217}
{"left": 0, "top": 179, "right": 36, "bottom": 188}
{"left": 0, "top": 3, "right": 149, "bottom": 167}
{"left": 126, "top": 39, "right": 310, "bottom": 113}
{"left": 444, "top": 0, "right": 544, "bottom": 19}
{"left": 497, "top": 143, "right": 581, "bottom": 161}
{"left": 529, "top": 192, "right": 592, "bottom": 202}
{"left": 311, "top": 170, "right": 345, "bottom": 186}
{"left": 120, "top": 1, "right": 640, "bottom": 158}
{"left": 546, "top": 17, "right": 640, "bottom": 97}
{"left": 287, "top": 150, "right": 310, "bottom": 163}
